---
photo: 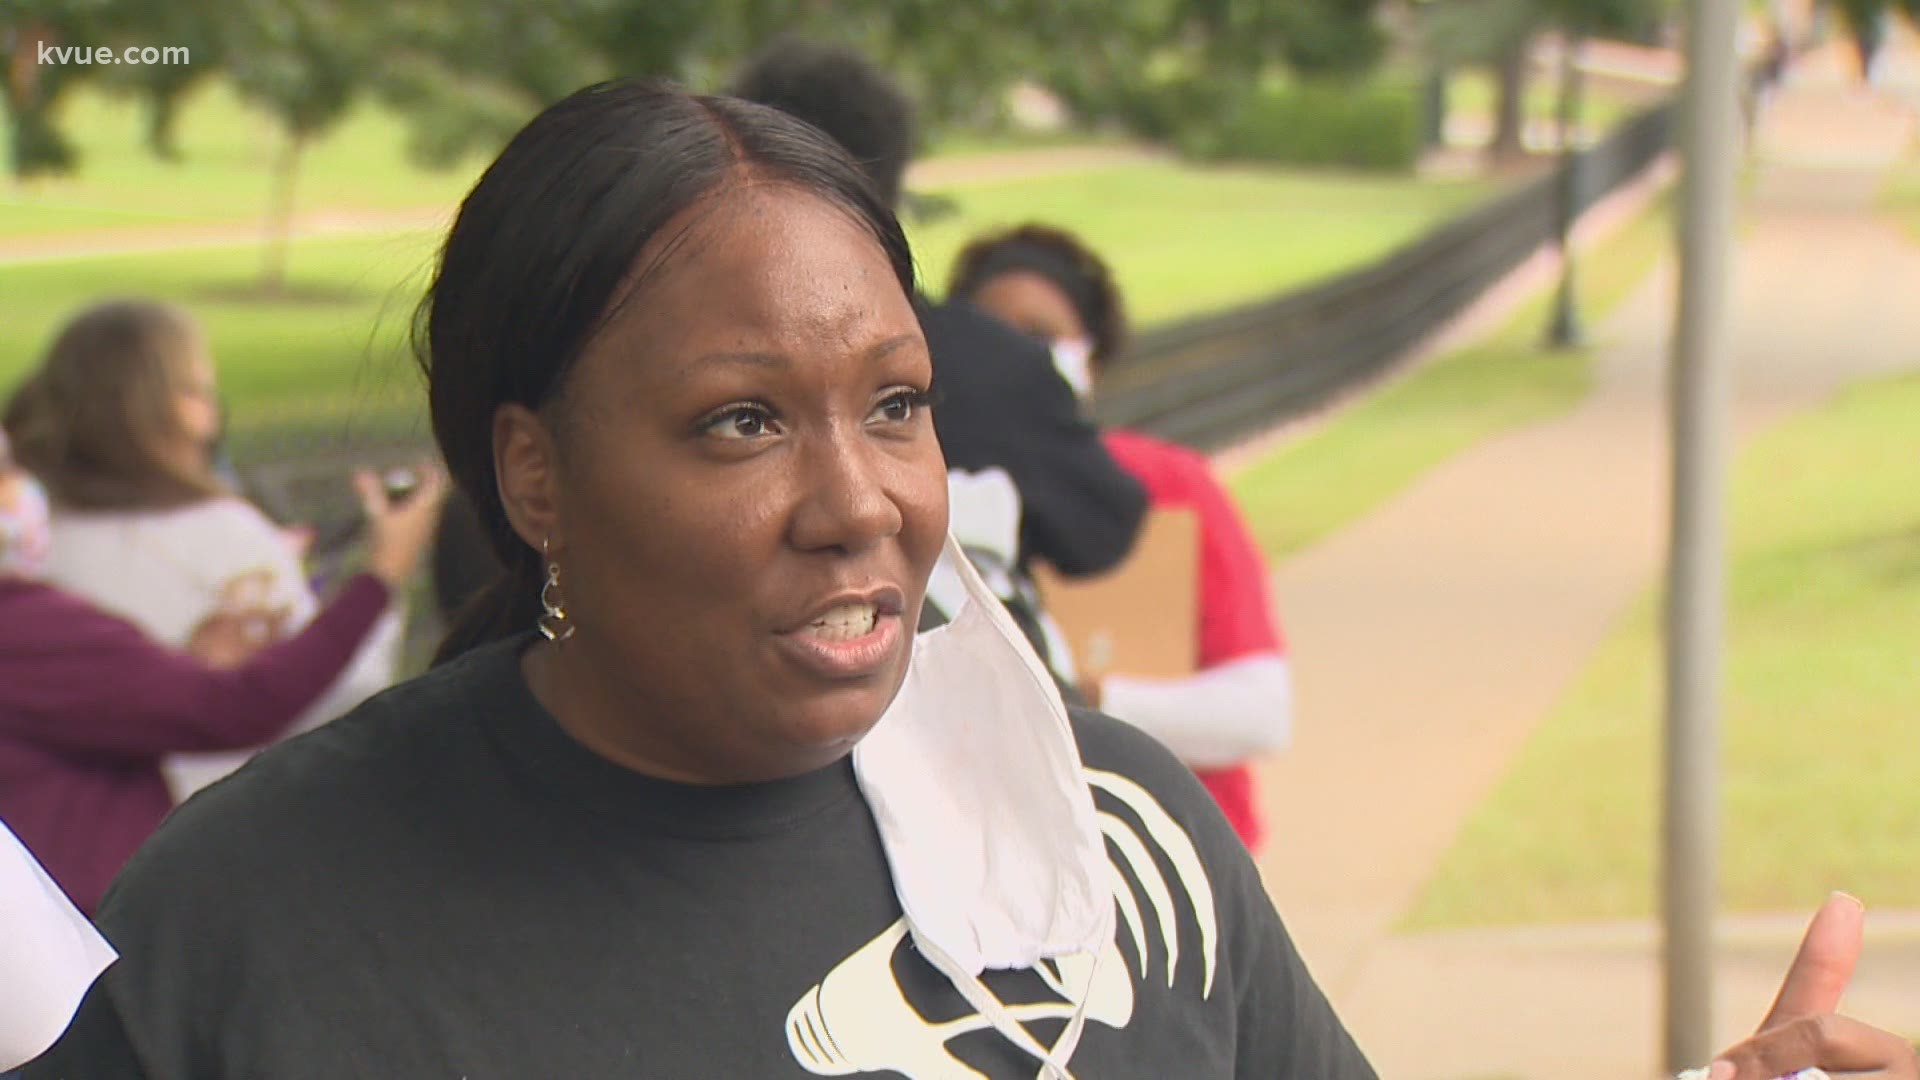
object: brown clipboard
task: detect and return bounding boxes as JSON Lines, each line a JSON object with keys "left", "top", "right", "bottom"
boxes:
{"left": 1031, "top": 506, "right": 1199, "bottom": 682}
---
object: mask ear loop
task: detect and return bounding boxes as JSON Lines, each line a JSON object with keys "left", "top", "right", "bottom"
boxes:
{"left": 917, "top": 932, "right": 1102, "bottom": 1080}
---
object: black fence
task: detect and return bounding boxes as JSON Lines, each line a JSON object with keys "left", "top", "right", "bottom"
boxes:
{"left": 1096, "top": 100, "right": 1674, "bottom": 449}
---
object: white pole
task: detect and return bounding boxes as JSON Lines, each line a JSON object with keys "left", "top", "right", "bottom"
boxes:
{"left": 1665, "top": 0, "right": 1741, "bottom": 1070}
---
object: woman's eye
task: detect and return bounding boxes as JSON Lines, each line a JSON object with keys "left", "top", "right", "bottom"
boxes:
{"left": 703, "top": 405, "right": 776, "bottom": 440}
{"left": 869, "top": 389, "right": 928, "bottom": 426}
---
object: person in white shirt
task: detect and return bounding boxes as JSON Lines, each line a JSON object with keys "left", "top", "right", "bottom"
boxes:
{"left": 3, "top": 299, "right": 403, "bottom": 799}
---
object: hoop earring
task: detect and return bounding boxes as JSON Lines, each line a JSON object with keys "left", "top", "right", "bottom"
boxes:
{"left": 537, "top": 538, "right": 575, "bottom": 644}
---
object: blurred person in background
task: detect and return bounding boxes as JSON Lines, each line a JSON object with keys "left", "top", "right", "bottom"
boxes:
{"left": 951, "top": 224, "right": 1292, "bottom": 851}
{"left": 0, "top": 426, "right": 446, "bottom": 913}
{"left": 3, "top": 299, "right": 408, "bottom": 799}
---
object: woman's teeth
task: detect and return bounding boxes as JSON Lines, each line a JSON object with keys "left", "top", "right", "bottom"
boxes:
{"left": 808, "top": 604, "right": 878, "bottom": 641}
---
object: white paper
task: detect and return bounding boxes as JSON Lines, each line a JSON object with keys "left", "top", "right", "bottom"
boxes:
{"left": 0, "top": 820, "right": 116, "bottom": 1070}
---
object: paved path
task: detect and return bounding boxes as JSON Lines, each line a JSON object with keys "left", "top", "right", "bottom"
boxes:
{"left": 1246, "top": 39, "right": 1920, "bottom": 1079}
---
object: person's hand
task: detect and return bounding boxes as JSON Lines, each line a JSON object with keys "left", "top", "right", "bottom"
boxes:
{"left": 279, "top": 525, "right": 317, "bottom": 561}
{"left": 187, "top": 604, "right": 291, "bottom": 668}
{"left": 1707, "top": 893, "right": 1919, "bottom": 1079}
{"left": 353, "top": 462, "right": 451, "bottom": 591}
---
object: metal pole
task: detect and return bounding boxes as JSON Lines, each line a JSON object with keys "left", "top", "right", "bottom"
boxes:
{"left": 1547, "top": 32, "right": 1588, "bottom": 348}
{"left": 1664, "top": 0, "right": 1740, "bottom": 1070}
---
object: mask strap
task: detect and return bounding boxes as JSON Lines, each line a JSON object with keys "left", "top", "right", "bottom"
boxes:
{"left": 938, "top": 533, "right": 1063, "bottom": 705}
{"left": 916, "top": 932, "right": 1099, "bottom": 1080}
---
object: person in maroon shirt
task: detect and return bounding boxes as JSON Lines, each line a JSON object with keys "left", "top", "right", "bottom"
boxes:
{"left": 0, "top": 438, "right": 447, "bottom": 913}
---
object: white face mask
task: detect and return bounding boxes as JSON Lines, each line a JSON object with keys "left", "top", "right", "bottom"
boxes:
{"left": 853, "top": 533, "right": 1113, "bottom": 1077}
{"left": 1050, "top": 337, "right": 1096, "bottom": 399}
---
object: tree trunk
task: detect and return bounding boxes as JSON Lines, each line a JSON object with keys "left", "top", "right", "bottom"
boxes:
{"left": 260, "top": 131, "right": 305, "bottom": 295}
{"left": 1488, "top": 35, "right": 1530, "bottom": 164}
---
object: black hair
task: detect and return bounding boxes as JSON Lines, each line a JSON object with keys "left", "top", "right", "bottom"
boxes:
{"left": 948, "top": 224, "right": 1129, "bottom": 373}
{"left": 416, "top": 78, "right": 915, "bottom": 664}
{"left": 728, "top": 38, "right": 916, "bottom": 211}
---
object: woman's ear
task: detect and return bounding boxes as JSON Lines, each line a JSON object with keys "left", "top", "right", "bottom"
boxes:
{"left": 494, "top": 403, "right": 563, "bottom": 555}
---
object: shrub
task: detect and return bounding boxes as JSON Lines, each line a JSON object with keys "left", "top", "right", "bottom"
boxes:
{"left": 1180, "top": 81, "right": 1421, "bottom": 172}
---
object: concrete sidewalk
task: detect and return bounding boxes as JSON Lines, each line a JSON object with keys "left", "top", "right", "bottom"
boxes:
{"left": 1249, "top": 41, "right": 1920, "bottom": 1079}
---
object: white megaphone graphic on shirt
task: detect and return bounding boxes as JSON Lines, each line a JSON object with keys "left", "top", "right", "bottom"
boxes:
{"left": 785, "top": 769, "right": 1220, "bottom": 1079}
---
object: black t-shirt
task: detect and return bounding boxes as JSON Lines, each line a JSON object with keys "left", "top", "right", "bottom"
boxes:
{"left": 26, "top": 637, "right": 1373, "bottom": 1079}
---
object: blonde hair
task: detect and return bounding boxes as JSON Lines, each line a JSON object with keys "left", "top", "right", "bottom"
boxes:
{"left": 3, "top": 299, "right": 226, "bottom": 512}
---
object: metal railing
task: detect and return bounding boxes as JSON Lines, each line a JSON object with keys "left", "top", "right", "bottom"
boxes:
{"left": 1096, "top": 101, "right": 1674, "bottom": 448}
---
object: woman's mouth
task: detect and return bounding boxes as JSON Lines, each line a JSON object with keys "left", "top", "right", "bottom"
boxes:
{"left": 806, "top": 602, "right": 880, "bottom": 642}
{"left": 777, "top": 590, "right": 908, "bottom": 680}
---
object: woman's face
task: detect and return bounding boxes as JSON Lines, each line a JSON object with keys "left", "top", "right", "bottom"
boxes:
{"left": 505, "top": 187, "right": 947, "bottom": 784}
{"left": 170, "top": 352, "right": 221, "bottom": 462}
{"left": 969, "top": 269, "right": 1086, "bottom": 348}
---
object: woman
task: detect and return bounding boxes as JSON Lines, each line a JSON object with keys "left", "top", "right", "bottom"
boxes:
{"left": 3, "top": 300, "right": 405, "bottom": 799}
{"left": 23, "top": 83, "right": 1911, "bottom": 1080}
{"left": 950, "top": 224, "right": 1292, "bottom": 851}
{"left": 21, "top": 80, "right": 1364, "bottom": 1079}
{"left": 0, "top": 429, "right": 446, "bottom": 914}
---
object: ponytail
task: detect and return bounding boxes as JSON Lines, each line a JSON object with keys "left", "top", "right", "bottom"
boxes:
{"left": 432, "top": 548, "right": 544, "bottom": 666}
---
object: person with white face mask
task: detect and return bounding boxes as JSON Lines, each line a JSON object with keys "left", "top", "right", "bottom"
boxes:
{"left": 0, "top": 428, "right": 445, "bottom": 916}
{"left": 950, "top": 224, "right": 1296, "bottom": 852}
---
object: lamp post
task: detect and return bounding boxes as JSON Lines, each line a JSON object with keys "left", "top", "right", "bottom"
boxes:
{"left": 1546, "top": 30, "right": 1587, "bottom": 349}
{"left": 1664, "top": 0, "right": 1741, "bottom": 1068}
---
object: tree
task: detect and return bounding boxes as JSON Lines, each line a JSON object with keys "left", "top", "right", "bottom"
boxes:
{"left": 1829, "top": 0, "right": 1920, "bottom": 81}
{"left": 1418, "top": 0, "right": 1665, "bottom": 163}
{"left": 371, "top": 0, "right": 710, "bottom": 168}
{"left": 3, "top": 3, "right": 104, "bottom": 179}
{"left": 223, "top": 0, "right": 378, "bottom": 292}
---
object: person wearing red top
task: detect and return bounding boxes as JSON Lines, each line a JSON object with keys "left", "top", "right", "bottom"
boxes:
{"left": 950, "top": 225, "right": 1292, "bottom": 849}
{"left": 0, "top": 433, "right": 447, "bottom": 913}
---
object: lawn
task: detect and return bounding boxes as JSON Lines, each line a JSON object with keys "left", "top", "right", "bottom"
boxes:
{"left": 0, "top": 232, "right": 440, "bottom": 458}
{"left": 1227, "top": 194, "right": 1674, "bottom": 559}
{"left": 3, "top": 156, "right": 1494, "bottom": 460}
{"left": 1, "top": 84, "right": 484, "bottom": 239}
{"left": 1444, "top": 66, "right": 1663, "bottom": 140}
{"left": 910, "top": 162, "right": 1491, "bottom": 325}
{"left": 0, "top": 82, "right": 1118, "bottom": 242}
{"left": 1879, "top": 155, "right": 1920, "bottom": 241}
{"left": 1404, "top": 371, "right": 1920, "bottom": 929}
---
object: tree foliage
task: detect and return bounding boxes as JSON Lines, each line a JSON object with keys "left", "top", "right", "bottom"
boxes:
{"left": 5, "top": 0, "right": 1398, "bottom": 180}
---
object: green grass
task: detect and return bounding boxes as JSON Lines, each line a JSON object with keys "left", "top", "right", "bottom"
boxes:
{"left": 2, "top": 83, "right": 484, "bottom": 239}
{"left": 1405, "top": 372, "right": 1920, "bottom": 929}
{"left": 0, "top": 232, "right": 439, "bottom": 455}
{"left": 1878, "top": 156, "right": 1920, "bottom": 240}
{"left": 909, "top": 162, "right": 1490, "bottom": 326}
{"left": 1444, "top": 68, "right": 1658, "bottom": 139}
{"left": 3, "top": 73, "right": 1498, "bottom": 472}
{"left": 924, "top": 126, "right": 1122, "bottom": 160}
{"left": 2, "top": 83, "right": 1116, "bottom": 241}
{"left": 2, "top": 156, "right": 1494, "bottom": 462}
{"left": 7, "top": 79, "right": 1493, "bottom": 339}
{"left": 1227, "top": 196, "right": 1673, "bottom": 559}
